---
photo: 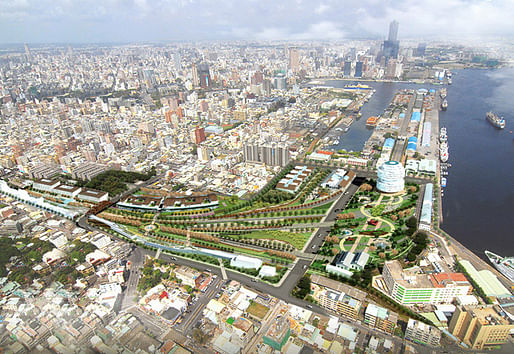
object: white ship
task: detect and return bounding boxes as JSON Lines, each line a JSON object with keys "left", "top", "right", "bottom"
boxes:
{"left": 485, "top": 251, "right": 514, "bottom": 283}
{"left": 440, "top": 142, "right": 449, "bottom": 162}
{"left": 440, "top": 127, "right": 447, "bottom": 143}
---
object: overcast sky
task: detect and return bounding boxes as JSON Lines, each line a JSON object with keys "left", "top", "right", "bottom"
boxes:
{"left": 1, "top": 0, "right": 513, "bottom": 43}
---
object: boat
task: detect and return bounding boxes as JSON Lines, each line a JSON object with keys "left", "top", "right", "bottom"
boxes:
{"left": 441, "top": 177, "right": 447, "bottom": 187}
{"left": 440, "top": 142, "right": 449, "bottom": 162}
{"left": 485, "top": 250, "right": 514, "bottom": 283}
{"left": 447, "top": 78, "right": 452, "bottom": 85}
{"left": 366, "top": 116, "right": 379, "bottom": 127}
{"left": 486, "top": 112, "right": 506, "bottom": 129}
{"left": 344, "top": 83, "right": 373, "bottom": 91}
{"left": 440, "top": 88, "right": 447, "bottom": 99}
{"left": 441, "top": 99, "right": 448, "bottom": 110}
{"left": 440, "top": 127, "right": 447, "bottom": 143}
{"left": 344, "top": 127, "right": 349, "bottom": 133}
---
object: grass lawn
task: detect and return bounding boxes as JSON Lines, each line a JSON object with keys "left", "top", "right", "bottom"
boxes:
{"left": 355, "top": 237, "right": 370, "bottom": 251}
{"left": 239, "top": 230, "right": 311, "bottom": 250}
{"left": 246, "top": 301, "right": 270, "bottom": 320}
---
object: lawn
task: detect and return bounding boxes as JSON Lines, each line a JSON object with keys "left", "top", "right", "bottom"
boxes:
{"left": 355, "top": 237, "right": 370, "bottom": 251}
{"left": 246, "top": 301, "right": 270, "bottom": 320}
{"left": 239, "top": 230, "right": 311, "bottom": 250}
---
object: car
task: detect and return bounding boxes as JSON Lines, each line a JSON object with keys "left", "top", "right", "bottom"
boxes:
{"left": 312, "top": 245, "right": 316, "bottom": 249}
{"left": 251, "top": 278, "right": 257, "bottom": 282}
{"left": 303, "top": 264, "right": 307, "bottom": 269}
{"left": 205, "top": 268, "right": 212, "bottom": 272}
{"left": 306, "top": 305, "right": 313, "bottom": 309}
{"left": 170, "top": 257, "right": 177, "bottom": 261}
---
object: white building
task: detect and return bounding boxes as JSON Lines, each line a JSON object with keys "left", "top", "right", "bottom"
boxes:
{"left": 231, "top": 255, "right": 262, "bottom": 269}
{"left": 32, "top": 179, "right": 60, "bottom": 193}
{"left": 382, "top": 260, "right": 472, "bottom": 305}
{"left": 377, "top": 161, "right": 405, "bottom": 193}
{"left": 48, "top": 231, "right": 68, "bottom": 249}
{"left": 53, "top": 184, "right": 82, "bottom": 198}
{"left": 405, "top": 319, "right": 441, "bottom": 346}
{"left": 77, "top": 188, "right": 109, "bottom": 203}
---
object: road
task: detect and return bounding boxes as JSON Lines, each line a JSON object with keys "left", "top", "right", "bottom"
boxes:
{"left": 120, "top": 247, "right": 145, "bottom": 311}
{"left": 390, "top": 91, "right": 416, "bottom": 162}
{"left": 176, "top": 277, "right": 223, "bottom": 333}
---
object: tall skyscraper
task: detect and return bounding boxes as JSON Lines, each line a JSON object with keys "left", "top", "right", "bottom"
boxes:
{"left": 355, "top": 62, "right": 363, "bottom": 78}
{"left": 388, "top": 20, "right": 399, "bottom": 42}
{"left": 382, "top": 20, "right": 400, "bottom": 62}
{"left": 343, "top": 61, "right": 352, "bottom": 77}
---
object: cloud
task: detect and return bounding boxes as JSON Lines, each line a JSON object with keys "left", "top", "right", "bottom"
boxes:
{"left": 315, "top": 3, "right": 330, "bottom": 15}
{"left": 0, "top": 0, "right": 513, "bottom": 42}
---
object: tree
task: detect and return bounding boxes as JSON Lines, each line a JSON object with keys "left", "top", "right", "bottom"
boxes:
{"left": 331, "top": 248, "right": 340, "bottom": 256}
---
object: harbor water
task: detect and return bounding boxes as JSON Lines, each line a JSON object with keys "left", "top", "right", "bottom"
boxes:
{"left": 325, "top": 69, "right": 514, "bottom": 258}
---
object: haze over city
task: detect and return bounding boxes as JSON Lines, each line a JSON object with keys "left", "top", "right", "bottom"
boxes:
{"left": 2, "top": 0, "right": 514, "bottom": 42}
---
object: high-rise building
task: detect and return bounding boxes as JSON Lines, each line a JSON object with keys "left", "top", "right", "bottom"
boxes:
{"left": 382, "top": 260, "right": 472, "bottom": 304}
{"left": 263, "top": 316, "right": 290, "bottom": 351}
{"left": 315, "top": 288, "right": 362, "bottom": 320}
{"left": 385, "top": 59, "right": 403, "bottom": 79}
{"left": 24, "top": 43, "right": 31, "bottom": 61}
{"left": 388, "top": 20, "right": 399, "bottom": 42}
{"left": 174, "top": 52, "right": 182, "bottom": 70}
{"left": 355, "top": 62, "right": 363, "bottom": 78}
{"left": 382, "top": 20, "right": 400, "bottom": 62}
{"left": 405, "top": 319, "right": 441, "bottom": 347}
{"left": 273, "top": 74, "right": 287, "bottom": 90}
{"left": 193, "top": 63, "right": 211, "bottom": 89}
{"left": 343, "top": 61, "right": 352, "bottom": 76}
{"left": 243, "top": 143, "right": 289, "bottom": 167}
{"left": 377, "top": 161, "right": 404, "bottom": 193}
{"left": 289, "top": 48, "right": 300, "bottom": 73}
{"left": 416, "top": 43, "right": 427, "bottom": 57}
{"left": 449, "top": 305, "right": 514, "bottom": 350}
{"left": 364, "top": 304, "right": 398, "bottom": 335}
{"left": 191, "top": 126, "right": 206, "bottom": 144}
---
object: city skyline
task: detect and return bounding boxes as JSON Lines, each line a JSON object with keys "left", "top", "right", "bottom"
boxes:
{"left": 1, "top": 0, "right": 514, "bottom": 43}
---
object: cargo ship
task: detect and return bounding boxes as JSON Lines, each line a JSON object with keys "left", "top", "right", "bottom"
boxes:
{"left": 441, "top": 99, "right": 448, "bottom": 111}
{"left": 485, "top": 250, "right": 514, "bottom": 283}
{"left": 486, "top": 112, "right": 505, "bottom": 129}
{"left": 366, "top": 116, "right": 379, "bottom": 127}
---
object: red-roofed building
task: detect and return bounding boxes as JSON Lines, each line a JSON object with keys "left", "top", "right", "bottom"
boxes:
{"left": 430, "top": 273, "right": 472, "bottom": 291}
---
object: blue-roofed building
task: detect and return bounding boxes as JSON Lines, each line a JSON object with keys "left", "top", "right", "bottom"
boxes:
{"left": 411, "top": 111, "right": 421, "bottom": 122}
{"left": 406, "top": 137, "right": 417, "bottom": 152}
{"left": 383, "top": 138, "right": 395, "bottom": 150}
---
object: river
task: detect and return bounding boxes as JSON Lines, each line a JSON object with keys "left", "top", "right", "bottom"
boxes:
{"left": 324, "top": 69, "right": 514, "bottom": 258}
